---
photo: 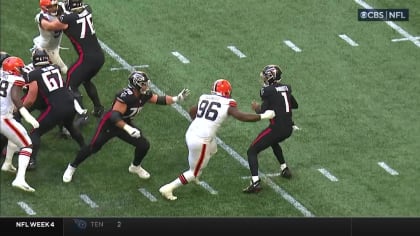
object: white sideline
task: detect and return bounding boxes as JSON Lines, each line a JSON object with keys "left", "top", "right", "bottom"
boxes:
{"left": 98, "top": 40, "right": 314, "bottom": 217}
{"left": 354, "top": 0, "right": 420, "bottom": 48}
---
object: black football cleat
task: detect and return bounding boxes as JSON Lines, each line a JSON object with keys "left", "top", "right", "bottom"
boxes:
{"left": 27, "top": 158, "right": 37, "bottom": 171}
{"left": 92, "top": 106, "right": 104, "bottom": 118}
{"left": 281, "top": 167, "right": 292, "bottom": 179}
{"left": 243, "top": 179, "right": 262, "bottom": 193}
{"left": 74, "top": 114, "right": 89, "bottom": 129}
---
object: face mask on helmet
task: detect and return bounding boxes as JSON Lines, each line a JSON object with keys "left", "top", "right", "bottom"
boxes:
{"left": 2, "top": 56, "right": 25, "bottom": 76}
{"left": 40, "top": 0, "right": 59, "bottom": 16}
{"left": 128, "top": 71, "right": 150, "bottom": 94}
{"left": 260, "top": 65, "right": 282, "bottom": 85}
{"left": 32, "top": 48, "right": 50, "bottom": 66}
{"left": 211, "top": 79, "right": 232, "bottom": 98}
{"left": 64, "top": 0, "right": 83, "bottom": 11}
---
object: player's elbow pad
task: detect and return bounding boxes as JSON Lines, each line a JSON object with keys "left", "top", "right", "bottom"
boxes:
{"left": 110, "top": 111, "right": 123, "bottom": 123}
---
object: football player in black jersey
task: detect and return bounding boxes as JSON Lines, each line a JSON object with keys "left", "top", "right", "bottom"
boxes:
{"left": 62, "top": 71, "right": 190, "bottom": 183}
{"left": 243, "top": 65, "right": 299, "bottom": 193}
{"left": 23, "top": 48, "right": 86, "bottom": 170}
{"left": 40, "top": 0, "right": 105, "bottom": 126}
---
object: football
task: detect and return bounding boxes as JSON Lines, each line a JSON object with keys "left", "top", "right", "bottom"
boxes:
{"left": 189, "top": 105, "right": 198, "bottom": 120}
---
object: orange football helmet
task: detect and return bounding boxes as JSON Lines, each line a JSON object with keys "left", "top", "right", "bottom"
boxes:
{"left": 211, "top": 79, "right": 232, "bottom": 98}
{"left": 2, "top": 56, "right": 25, "bottom": 76}
{"left": 40, "top": 0, "right": 58, "bottom": 15}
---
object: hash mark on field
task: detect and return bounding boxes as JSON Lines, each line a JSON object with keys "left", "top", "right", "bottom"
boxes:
{"left": 99, "top": 40, "right": 314, "bottom": 217}
{"left": 138, "top": 188, "right": 158, "bottom": 202}
{"left": 338, "top": 34, "right": 359, "bottom": 46}
{"left": 392, "top": 36, "right": 420, "bottom": 42}
{"left": 17, "top": 201, "right": 36, "bottom": 215}
{"left": 196, "top": 181, "right": 218, "bottom": 194}
{"left": 80, "top": 194, "right": 99, "bottom": 208}
{"left": 283, "top": 40, "right": 302, "bottom": 52}
{"left": 227, "top": 45, "right": 247, "bottom": 58}
{"left": 317, "top": 168, "right": 339, "bottom": 182}
{"left": 378, "top": 162, "right": 399, "bottom": 176}
{"left": 171, "top": 51, "right": 190, "bottom": 64}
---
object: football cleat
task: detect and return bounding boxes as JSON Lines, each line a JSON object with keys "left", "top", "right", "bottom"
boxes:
{"left": 159, "top": 184, "right": 177, "bottom": 201}
{"left": 281, "top": 167, "right": 292, "bottom": 179}
{"left": 92, "top": 106, "right": 104, "bottom": 118}
{"left": 27, "top": 158, "right": 37, "bottom": 171}
{"left": 63, "top": 164, "right": 76, "bottom": 183}
{"left": 12, "top": 179, "right": 35, "bottom": 192}
{"left": 59, "top": 126, "right": 72, "bottom": 139}
{"left": 242, "top": 179, "right": 262, "bottom": 193}
{"left": 73, "top": 113, "right": 89, "bottom": 129}
{"left": 1, "top": 163, "right": 17, "bottom": 173}
{"left": 128, "top": 164, "right": 150, "bottom": 179}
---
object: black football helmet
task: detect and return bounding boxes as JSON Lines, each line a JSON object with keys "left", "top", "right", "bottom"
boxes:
{"left": 32, "top": 48, "right": 50, "bottom": 66}
{"left": 260, "top": 64, "right": 282, "bottom": 85}
{"left": 128, "top": 71, "right": 150, "bottom": 94}
{"left": 64, "top": 0, "right": 83, "bottom": 11}
{"left": 0, "top": 51, "right": 10, "bottom": 65}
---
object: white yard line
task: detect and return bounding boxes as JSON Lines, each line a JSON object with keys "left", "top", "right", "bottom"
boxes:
{"left": 354, "top": 0, "right": 420, "bottom": 48}
{"left": 377, "top": 162, "right": 399, "bottom": 176}
{"left": 99, "top": 40, "right": 314, "bottom": 217}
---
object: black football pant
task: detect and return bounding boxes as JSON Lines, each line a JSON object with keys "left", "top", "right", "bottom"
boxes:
{"left": 247, "top": 125, "right": 292, "bottom": 177}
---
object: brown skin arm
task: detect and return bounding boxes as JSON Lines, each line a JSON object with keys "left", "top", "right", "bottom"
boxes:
{"left": 251, "top": 100, "right": 261, "bottom": 113}
{"left": 41, "top": 18, "right": 68, "bottom": 31}
{"left": 22, "top": 81, "right": 38, "bottom": 109}
{"left": 228, "top": 106, "right": 261, "bottom": 122}
{"left": 148, "top": 94, "right": 176, "bottom": 105}
{"left": 11, "top": 85, "right": 24, "bottom": 110}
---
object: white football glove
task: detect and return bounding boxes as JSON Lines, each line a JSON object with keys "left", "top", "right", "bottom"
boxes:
{"left": 19, "top": 107, "right": 39, "bottom": 128}
{"left": 172, "top": 88, "right": 190, "bottom": 102}
{"left": 123, "top": 124, "right": 141, "bottom": 138}
{"left": 292, "top": 125, "right": 301, "bottom": 131}
{"left": 259, "top": 110, "right": 275, "bottom": 120}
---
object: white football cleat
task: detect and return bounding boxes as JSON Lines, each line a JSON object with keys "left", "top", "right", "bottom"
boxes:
{"left": 12, "top": 179, "right": 35, "bottom": 192}
{"left": 159, "top": 184, "right": 177, "bottom": 201}
{"left": 128, "top": 164, "right": 150, "bottom": 179}
{"left": 1, "top": 163, "right": 17, "bottom": 173}
{"left": 63, "top": 164, "right": 76, "bottom": 183}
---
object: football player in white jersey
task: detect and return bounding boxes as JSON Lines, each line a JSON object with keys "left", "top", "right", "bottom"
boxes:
{"left": 0, "top": 57, "right": 39, "bottom": 192}
{"left": 159, "top": 79, "right": 275, "bottom": 200}
{"left": 33, "top": 0, "right": 68, "bottom": 75}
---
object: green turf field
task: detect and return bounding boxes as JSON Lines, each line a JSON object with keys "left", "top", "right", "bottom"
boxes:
{"left": 1, "top": 0, "right": 419, "bottom": 218}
